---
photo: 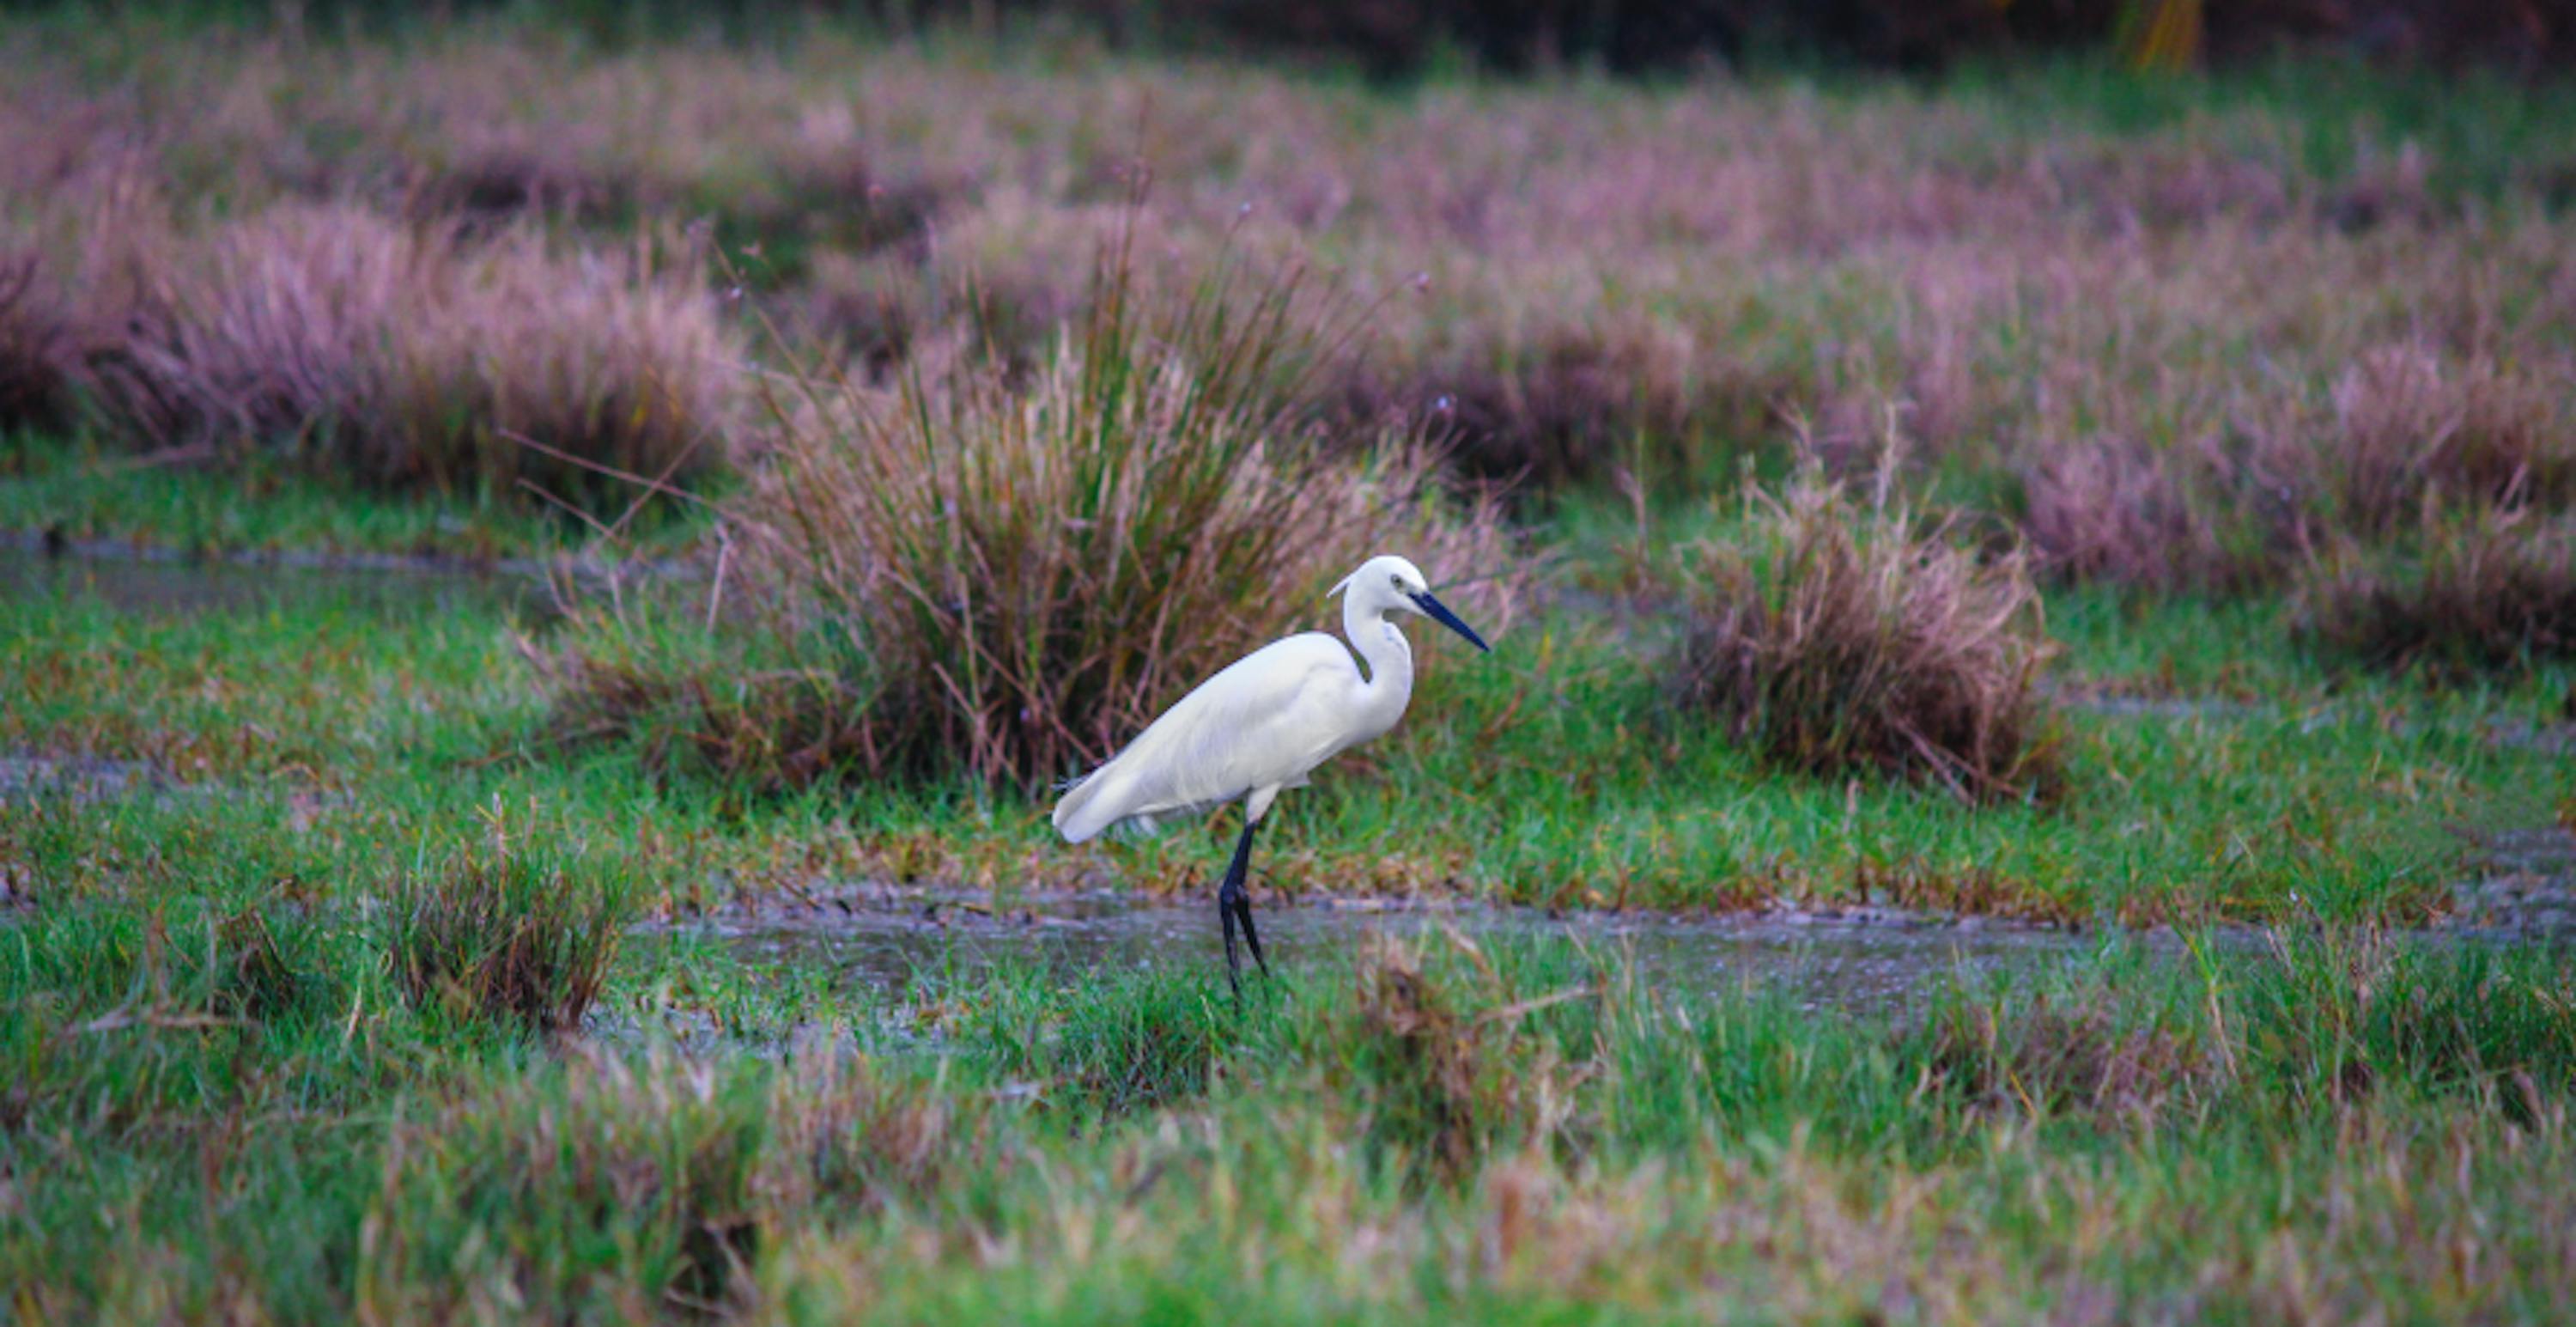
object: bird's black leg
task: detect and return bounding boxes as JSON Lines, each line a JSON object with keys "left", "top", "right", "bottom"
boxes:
{"left": 1217, "top": 815, "right": 1267, "bottom": 994}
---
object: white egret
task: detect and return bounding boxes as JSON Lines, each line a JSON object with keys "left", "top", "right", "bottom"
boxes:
{"left": 1052, "top": 553, "right": 1492, "bottom": 989}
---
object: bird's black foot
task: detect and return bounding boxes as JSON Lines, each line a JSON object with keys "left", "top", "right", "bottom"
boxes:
{"left": 1221, "top": 875, "right": 1269, "bottom": 993}
{"left": 1217, "top": 815, "right": 1268, "bottom": 997}
{"left": 1220, "top": 883, "right": 1243, "bottom": 996}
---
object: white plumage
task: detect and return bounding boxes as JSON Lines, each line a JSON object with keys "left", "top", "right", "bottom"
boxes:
{"left": 1051, "top": 552, "right": 1493, "bottom": 986}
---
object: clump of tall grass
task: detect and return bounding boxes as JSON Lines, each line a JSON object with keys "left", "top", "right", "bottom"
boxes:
{"left": 0, "top": 247, "right": 78, "bottom": 435}
{"left": 2018, "top": 346, "right": 2573, "bottom": 593}
{"left": 369, "top": 1050, "right": 766, "bottom": 1316}
{"left": 386, "top": 837, "right": 629, "bottom": 1033}
{"left": 2293, "top": 514, "right": 2576, "bottom": 673}
{"left": 2018, "top": 433, "right": 2283, "bottom": 592}
{"left": 1382, "top": 312, "right": 1726, "bottom": 490}
{"left": 548, "top": 234, "right": 1516, "bottom": 788}
{"left": 965, "top": 962, "right": 1241, "bottom": 1117}
{"left": 88, "top": 204, "right": 733, "bottom": 498}
{"left": 2315, "top": 344, "right": 2573, "bottom": 539}
{"left": 366, "top": 1049, "right": 1000, "bottom": 1318}
{"left": 1336, "top": 930, "right": 1600, "bottom": 1184}
{"left": 1675, "top": 472, "right": 2060, "bottom": 800}
{"left": 1920, "top": 994, "right": 2213, "bottom": 1124}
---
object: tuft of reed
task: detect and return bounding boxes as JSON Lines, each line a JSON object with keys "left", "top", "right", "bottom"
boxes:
{"left": 1674, "top": 471, "right": 2060, "bottom": 800}
{"left": 386, "top": 835, "right": 629, "bottom": 1034}
{"left": 1919, "top": 994, "right": 2213, "bottom": 1124}
{"left": 2292, "top": 514, "right": 2576, "bottom": 673}
{"left": 549, "top": 228, "right": 1518, "bottom": 788}
{"left": 1358, "top": 311, "right": 1736, "bottom": 490}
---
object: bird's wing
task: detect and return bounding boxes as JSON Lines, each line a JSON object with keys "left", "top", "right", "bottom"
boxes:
{"left": 1052, "top": 634, "right": 1358, "bottom": 843}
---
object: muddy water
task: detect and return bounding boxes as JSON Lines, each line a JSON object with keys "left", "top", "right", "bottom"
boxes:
{"left": 687, "top": 893, "right": 2133, "bottom": 1014}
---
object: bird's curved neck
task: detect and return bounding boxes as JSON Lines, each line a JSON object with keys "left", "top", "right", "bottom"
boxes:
{"left": 1342, "top": 592, "right": 1415, "bottom": 709}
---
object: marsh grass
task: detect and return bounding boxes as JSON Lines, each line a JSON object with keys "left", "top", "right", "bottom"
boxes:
{"left": 2317, "top": 343, "right": 2575, "bottom": 539}
{"left": 2294, "top": 514, "right": 2576, "bottom": 673}
{"left": 550, "top": 228, "right": 1517, "bottom": 788}
{"left": 3, "top": 898, "right": 336, "bottom": 1035}
{"left": 11, "top": 856, "right": 2576, "bottom": 1321}
{"left": 1676, "top": 471, "right": 2060, "bottom": 800}
{"left": 12, "top": 24, "right": 2576, "bottom": 1316}
{"left": 73, "top": 204, "right": 735, "bottom": 502}
{"left": 387, "top": 835, "right": 629, "bottom": 1033}
{"left": 0, "top": 246, "right": 76, "bottom": 435}
{"left": 368, "top": 1050, "right": 769, "bottom": 1317}
{"left": 1337, "top": 928, "right": 1602, "bottom": 1184}
{"left": 2018, "top": 431, "right": 2286, "bottom": 592}
{"left": 966, "top": 960, "right": 1241, "bottom": 1117}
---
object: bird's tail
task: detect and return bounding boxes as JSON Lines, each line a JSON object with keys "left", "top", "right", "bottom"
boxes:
{"left": 1050, "top": 765, "right": 1116, "bottom": 843}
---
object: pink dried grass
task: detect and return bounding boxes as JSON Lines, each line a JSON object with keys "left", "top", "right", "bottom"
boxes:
{"left": 2316, "top": 342, "right": 2573, "bottom": 537}
{"left": 2020, "top": 432, "right": 2287, "bottom": 592}
{"left": 89, "top": 204, "right": 734, "bottom": 495}
{"left": 15, "top": 25, "right": 2576, "bottom": 540}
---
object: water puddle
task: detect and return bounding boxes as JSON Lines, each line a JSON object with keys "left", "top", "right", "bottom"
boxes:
{"left": 681, "top": 892, "right": 2137, "bottom": 1014}
{"left": 0, "top": 754, "right": 173, "bottom": 805}
{"left": 683, "top": 818, "right": 2576, "bottom": 1008}
{"left": 2450, "top": 826, "right": 2576, "bottom": 940}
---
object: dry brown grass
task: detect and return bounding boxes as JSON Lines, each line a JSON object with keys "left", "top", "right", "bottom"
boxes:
{"left": 10, "top": 23, "right": 2576, "bottom": 573}
{"left": 2293, "top": 513, "right": 2576, "bottom": 673}
{"left": 1676, "top": 471, "right": 2060, "bottom": 800}
{"left": 2018, "top": 431, "right": 2277, "bottom": 591}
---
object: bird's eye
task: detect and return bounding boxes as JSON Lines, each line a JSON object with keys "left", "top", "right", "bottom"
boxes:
{"left": 1390, "top": 574, "right": 1406, "bottom": 588}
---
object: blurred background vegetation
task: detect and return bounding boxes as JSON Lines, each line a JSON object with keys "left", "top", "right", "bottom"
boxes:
{"left": 36, "top": 0, "right": 2576, "bottom": 73}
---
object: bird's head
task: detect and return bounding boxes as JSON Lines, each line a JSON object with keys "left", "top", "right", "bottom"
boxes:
{"left": 1331, "top": 554, "right": 1492, "bottom": 654}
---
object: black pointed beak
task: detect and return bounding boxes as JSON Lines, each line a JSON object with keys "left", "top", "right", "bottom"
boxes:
{"left": 1409, "top": 589, "right": 1491, "bottom": 654}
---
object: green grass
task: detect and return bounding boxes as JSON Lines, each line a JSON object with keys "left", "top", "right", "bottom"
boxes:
{"left": 0, "top": 434, "right": 710, "bottom": 564}
{"left": 2, "top": 503, "right": 2567, "bottom": 928}
{"left": 6, "top": 889, "right": 2575, "bottom": 1318}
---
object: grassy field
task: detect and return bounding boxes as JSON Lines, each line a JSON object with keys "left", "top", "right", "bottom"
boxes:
{"left": 6, "top": 9, "right": 2576, "bottom": 1321}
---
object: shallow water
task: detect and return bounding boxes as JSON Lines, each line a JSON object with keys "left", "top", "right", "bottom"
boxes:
{"left": 682, "top": 892, "right": 2149, "bottom": 1014}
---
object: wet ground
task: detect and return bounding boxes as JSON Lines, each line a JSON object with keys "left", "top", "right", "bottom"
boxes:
{"left": 12, "top": 545, "right": 2575, "bottom": 1007}
{"left": 2449, "top": 826, "right": 2576, "bottom": 940}
{"left": 2, "top": 540, "right": 557, "bottom": 620}
{"left": 678, "top": 889, "right": 2136, "bottom": 1014}
{"left": 683, "top": 814, "right": 2576, "bottom": 1010}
